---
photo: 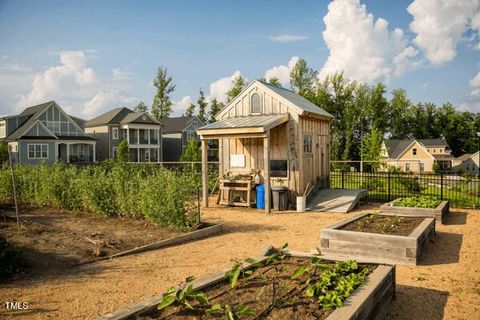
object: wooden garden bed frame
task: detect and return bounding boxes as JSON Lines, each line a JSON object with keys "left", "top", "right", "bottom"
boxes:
{"left": 98, "top": 247, "right": 396, "bottom": 320}
{"left": 380, "top": 199, "right": 449, "bottom": 224}
{"left": 320, "top": 213, "right": 435, "bottom": 266}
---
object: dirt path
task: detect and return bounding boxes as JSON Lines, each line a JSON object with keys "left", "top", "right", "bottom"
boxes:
{"left": 0, "top": 202, "right": 478, "bottom": 319}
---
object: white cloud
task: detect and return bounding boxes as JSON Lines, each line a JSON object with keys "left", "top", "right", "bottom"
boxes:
{"left": 319, "top": 0, "right": 419, "bottom": 83}
{"left": 270, "top": 34, "right": 308, "bottom": 43}
{"left": 208, "top": 70, "right": 246, "bottom": 103}
{"left": 13, "top": 50, "right": 137, "bottom": 119}
{"left": 171, "top": 95, "right": 193, "bottom": 116}
{"left": 112, "top": 68, "right": 132, "bottom": 81}
{"left": 264, "top": 56, "right": 299, "bottom": 86}
{"left": 407, "top": 0, "right": 480, "bottom": 66}
{"left": 470, "top": 71, "right": 480, "bottom": 97}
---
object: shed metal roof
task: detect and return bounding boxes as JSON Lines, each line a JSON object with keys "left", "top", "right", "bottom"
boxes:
{"left": 199, "top": 114, "right": 287, "bottom": 131}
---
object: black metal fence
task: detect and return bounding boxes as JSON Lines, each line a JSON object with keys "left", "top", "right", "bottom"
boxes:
{"left": 330, "top": 171, "right": 480, "bottom": 209}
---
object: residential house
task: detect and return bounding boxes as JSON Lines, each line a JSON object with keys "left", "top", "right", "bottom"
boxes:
{"left": 85, "top": 108, "right": 162, "bottom": 162}
{"left": 452, "top": 152, "right": 479, "bottom": 175}
{"left": 0, "top": 101, "right": 97, "bottom": 165}
{"left": 197, "top": 80, "right": 332, "bottom": 213}
{"left": 381, "top": 139, "right": 454, "bottom": 173}
{"left": 161, "top": 116, "right": 205, "bottom": 161}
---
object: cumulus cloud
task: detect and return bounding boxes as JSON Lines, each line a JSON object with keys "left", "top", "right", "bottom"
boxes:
{"left": 171, "top": 95, "right": 193, "bottom": 116}
{"left": 407, "top": 0, "right": 480, "bottom": 66}
{"left": 470, "top": 71, "right": 480, "bottom": 97}
{"left": 264, "top": 56, "right": 299, "bottom": 86}
{"left": 270, "top": 34, "right": 308, "bottom": 43}
{"left": 319, "top": 0, "right": 419, "bottom": 83}
{"left": 208, "top": 70, "right": 246, "bottom": 103}
{"left": 14, "top": 50, "right": 137, "bottom": 118}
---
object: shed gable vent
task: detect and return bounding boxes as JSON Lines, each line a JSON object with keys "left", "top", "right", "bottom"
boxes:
{"left": 251, "top": 93, "right": 262, "bottom": 114}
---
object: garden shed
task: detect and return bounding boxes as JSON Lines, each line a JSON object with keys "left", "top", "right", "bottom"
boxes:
{"left": 197, "top": 80, "right": 332, "bottom": 213}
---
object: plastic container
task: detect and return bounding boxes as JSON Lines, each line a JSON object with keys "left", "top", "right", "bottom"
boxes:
{"left": 256, "top": 184, "right": 265, "bottom": 209}
{"left": 296, "top": 196, "right": 306, "bottom": 212}
{"left": 272, "top": 186, "right": 288, "bottom": 211}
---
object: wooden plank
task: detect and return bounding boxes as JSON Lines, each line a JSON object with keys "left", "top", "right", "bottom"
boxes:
{"left": 264, "top": 131, "right": 271, "bottom": 213}
{"left": 201, "top": 139, "right": 208, "bottom": 207}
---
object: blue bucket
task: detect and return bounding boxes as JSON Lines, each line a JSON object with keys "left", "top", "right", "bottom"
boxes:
{"left": 256, "top": 184, "right": 265, "bottom": 209}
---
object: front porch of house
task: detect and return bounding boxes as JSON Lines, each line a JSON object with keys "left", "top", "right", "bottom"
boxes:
{"left": 57, "top": 140, "right": 96, "bottom": 164}
{"left": 128, "top": 147, "right": 161, "bottom": 163}
{"left": 198, "top": 114, "right": 290, "bottom": 213}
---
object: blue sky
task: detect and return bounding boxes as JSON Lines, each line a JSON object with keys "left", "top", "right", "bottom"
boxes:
{"left": 0, "top": 0, "right": 479, "bottom": 118}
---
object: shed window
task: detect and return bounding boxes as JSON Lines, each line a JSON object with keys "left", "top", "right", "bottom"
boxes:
{"left": 303, "top": 134, "right": 313, "bottom": 154}
{"left": 270, "top": 160, "right": 288, "bottom": 178}
{"left": 412, "top": 148, "right": 417, "bottom": 155}
{"left": 251, "top": 93, "right": 262, "bottom": 114}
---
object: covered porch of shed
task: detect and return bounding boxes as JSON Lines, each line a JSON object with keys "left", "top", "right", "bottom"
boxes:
{"left": 197, "top": 114, "right": 290, "bottom": 213}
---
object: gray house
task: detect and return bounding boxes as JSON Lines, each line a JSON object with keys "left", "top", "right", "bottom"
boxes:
{"left": 85, "top": 107, "right": 162, "bottom": 162}
{"left": 0, "top": 101, "right": 97, "bottom": 165}
{"left": 161, "top": 116, "right": 205, "bottom": 161}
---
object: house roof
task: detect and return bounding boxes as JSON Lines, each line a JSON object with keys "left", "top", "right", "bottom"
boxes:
{"left": 259, "top": 81, "right": 333, "bottom": 118}
{"left": 432, "top": 154, "right": 455, "bottom": 160}
{"left": 161, "top": 116, "right": 199, "bottom": 134}
{"left": 19, "top": 101, "right": 54, "bottom": 116}
{"left": 455, "top": 153, "right": 472, "bottom": 162}
{"left": 384, "top": 138, "right": 451, "bottom": 159}
{"left": 86, "top": 108, "right": 159, "bottom": 127}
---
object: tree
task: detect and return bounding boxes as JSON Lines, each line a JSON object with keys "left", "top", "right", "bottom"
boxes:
{"left": 362, "top": 127, "right": 384, "bottom": 171}
{"left": 151, "top": 67, "right": 175, "bottom": 119}
{"left": 226, "top": 75, "right": 247, "bottom": 102}
{"left": 180, "top": 138, "right": 200, "bottom": 162}
{"left": 196, "top": 89, "right": 208, "bottom": 124}
{"left": 117, "top": 139, "right": 129, "bottom": 162}
{"left": 0, "top": 141, "right": 8, "bottom": 167}
{"left": 388, "top": 89, "right": 412, "bottom": 139}
{"left": 290, "top": 58, "right": 317, "bottom": 98}
{"left": 258, "top": 76, "right": 282, "bottom": 88}
{"left": 184, "top": 103, "right": 196, "bottom": 117}
{"left": 134, "top": 101, "right": 148, "bottom": 112}
{"left": 208, "top": 98, "right": 224, "bottom": 123}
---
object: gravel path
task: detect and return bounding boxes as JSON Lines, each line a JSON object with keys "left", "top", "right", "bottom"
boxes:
{"left": 0, "top": 202, "right": 478, "bottom": 319}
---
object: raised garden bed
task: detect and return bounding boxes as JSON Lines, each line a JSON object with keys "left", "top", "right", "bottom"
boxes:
{"left": 99, "top": 246, "right": 396, "bottom": 320}
{"left": 380, "top": 197, "right": 449, "bottom": 224}
{"left": 320, "top": 213, "right": 435, "bottom": 266}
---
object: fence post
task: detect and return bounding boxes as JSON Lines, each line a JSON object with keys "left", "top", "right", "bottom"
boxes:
{"left": 440, "top": 173, "right": 444, "bottom": 200}
{"left": 341, "top": 170, "right": 345, "bottom": 189}
{"left": 387, "top": 171, "right": 391, "bottom": 202}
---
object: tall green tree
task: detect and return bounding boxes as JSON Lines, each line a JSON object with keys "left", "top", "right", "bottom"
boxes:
{"left": 362, "top": 127, "right": 384, "bottom": 170}
{"left": 134, "top": 101, "right": 148, "bottom": 112}
{"left": 226, "top": 75, "right": 247, "bottom": 102}
{"left": 151, "top": 67, "right": 175, "bottom": 119}
{"left": 208, "top": 98, "right": 224, "bottom": 123}
{"left": 180, "top": 138, "right": 200, "bottom": 162}
{"left": 184, "top": 103, "right": 195, "bottom": 117}
{"left": 117, "top": 139, "right": 129, "bottom": 162}
{"left": 388, "top": 89, "right": 412, "bottom": 139}
{"left": 196, "top": 89, "right": 208, "bottom": 124}
{"left": 290, "top": 58, "right": 316, "bottom": 98}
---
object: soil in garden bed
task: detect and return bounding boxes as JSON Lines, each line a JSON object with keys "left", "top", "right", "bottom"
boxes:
{"left": 137, "top": 257, "right": 377, "bottom": 320}
{"left": 0, "top": 206, "right": 208, "bottom": 280}
{"left": 341, "top": 214, "right": 425, "bottom": 236}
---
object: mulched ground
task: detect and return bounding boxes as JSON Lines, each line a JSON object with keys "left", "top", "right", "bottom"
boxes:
{"left": 0, "top": 205, "right": 184, "bottom": 280}
{"left": 341, "top": 214, "right": 425, "bottom": 236}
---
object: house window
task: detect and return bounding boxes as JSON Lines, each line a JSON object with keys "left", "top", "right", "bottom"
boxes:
{"left": 145, "top": 149, "right": 150, "bottom": 161}
{"left": 186, "top": 131, "right": 195, "bottom": 141}
{"left": 144, "top": 129, "right": 149, "bottom": 141}
{"left": 433, "top": 149, "right": 436, "bottom": 153}
{"left": 412, "top": 148, "right": 417, "bottom": 155}
{"left": 28, "top": 144, "right": 48, "bottom": 159}
{"left": 420, "top": 163, "right": 424, "bottom": 172}
{"left": 405, "top": 163, "right": 410, "bottom": 172}
{"left": 303, "top": 134, "right": 313, "bottom": 154}
{"left": 251, "top": 93, "right": 262, "bottom": 114}
{"left": 270, "top": 160, "right": 288, "bottom": 178}
{"left": 113, "top": 147, "right": 118, "bottom": 159}
{"left": 112, "top": 128, "right": 119, "bottom": 140}
{"left": 0, "top": 121, "right": 6, "bottom": 138}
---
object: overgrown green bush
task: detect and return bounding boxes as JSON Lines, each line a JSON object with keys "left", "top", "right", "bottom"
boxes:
{"left": 0, "top": 161, "right": 200, "bottom": 229}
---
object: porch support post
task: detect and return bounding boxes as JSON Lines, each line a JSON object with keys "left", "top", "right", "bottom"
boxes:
{"left": 92, "top": 143, "right": 96, "bottom": 162}
{"left": 137, "top": 148, "right": 140, "bottom": 163}
{"left": 66, "top": 143, "right": 70, "bottom": 164}
{"left": 201, "top": 138, "right": 208, "bottom": 207}
{"left": 264, "top": 131, "right": 271, "bottom": 213}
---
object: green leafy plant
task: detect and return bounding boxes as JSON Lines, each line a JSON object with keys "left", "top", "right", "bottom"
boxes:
{"left": 394, "top": 196, "right": 441, "bottom": 208}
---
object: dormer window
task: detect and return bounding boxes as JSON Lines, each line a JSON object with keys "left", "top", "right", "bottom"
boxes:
{"left": 412, "top": 148, "right": 417, "bottom": 155}
{"left": 251, "top": 93, "right": 262, "bottom": 114}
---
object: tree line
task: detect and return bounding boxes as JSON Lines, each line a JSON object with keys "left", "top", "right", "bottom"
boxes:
{"left": 142, "top": 61, "right": 480, "bottom": 160}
